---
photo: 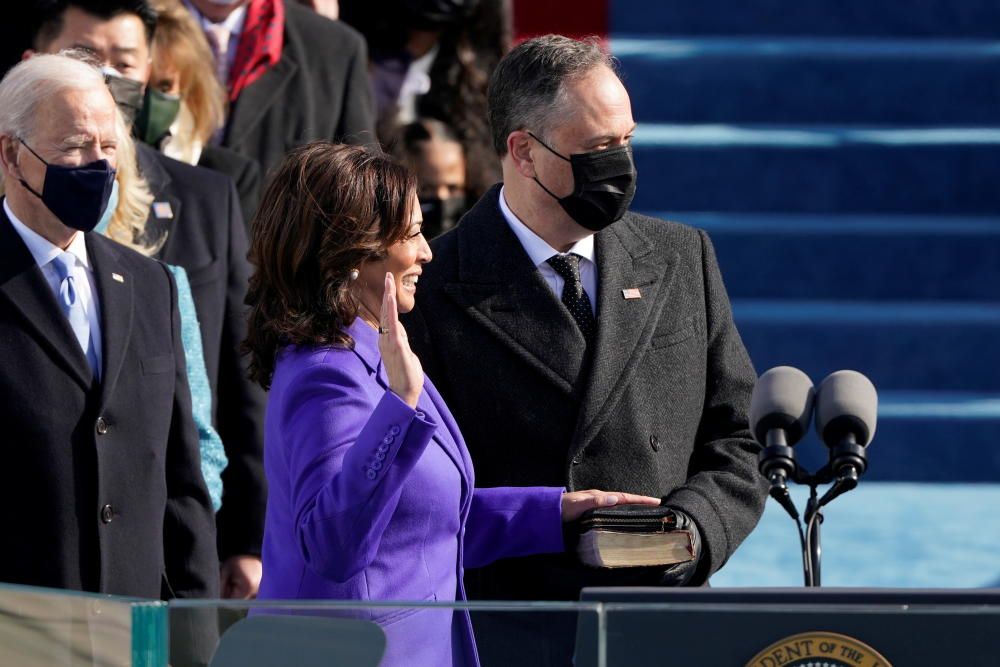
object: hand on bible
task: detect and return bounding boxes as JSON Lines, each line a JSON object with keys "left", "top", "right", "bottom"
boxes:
{"left": 560, "top": 490, "right": 661, "bottom": 522}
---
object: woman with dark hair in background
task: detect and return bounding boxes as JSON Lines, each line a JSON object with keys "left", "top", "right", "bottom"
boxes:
{"left": 391, "top": 117, "right": 467, "bottom": 238}
{"left": 340, "top": 0, "right": 508, "bottom": 201}
{"left": 245, "top": 142, "right": 657, "bottom": 666}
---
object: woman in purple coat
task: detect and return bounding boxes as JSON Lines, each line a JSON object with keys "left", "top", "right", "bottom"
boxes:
{"left": 243, "top": 143, "right": 657, "bottom": 667}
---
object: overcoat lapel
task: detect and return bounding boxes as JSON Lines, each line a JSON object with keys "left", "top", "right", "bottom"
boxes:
{"left": 444, "top": 190, "right": 587, "bottom": 395}
{"left": 136, "top": 145, "right": 182, "bottom": 252}
{"left": 0, "top": 213, "right": 93, "bottom": 389}
{"left": 87, "top": 235, "right": 133, "bottom": 410}
{"left": 569, "top": 216, "right": 678, "bottom": 459}
{"left": 224, "top": 56, "right": 298, "bottom": 149}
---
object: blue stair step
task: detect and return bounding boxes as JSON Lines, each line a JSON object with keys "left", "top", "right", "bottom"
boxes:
{"left": 733, "top": 300, "right": 1000, "bottom": 392}
{"left": 653, "top": 213, "right": 1000, "bottom": 301}
{"left": 787, "top": 393, "right": 1000, "bottom": 482}
{"left": 632, "top": 126, "right": 1000, "bottom": 214}
{"left": 610, "top": 0, "right": 1000, "bottom": 38}
{"left": 614, "top": 38, "right": 1000, "bottom": 125}
{"left": 714, "top": 483, "right": 1000, "bottom": 587}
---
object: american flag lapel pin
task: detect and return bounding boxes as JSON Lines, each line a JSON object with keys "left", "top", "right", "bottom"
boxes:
{"left": 622, "top": 287, "right": 641, "bottom": 300}
{"left": 152, "top": 201, "right": 174, "bottom": 220}
{"left": 112, "top": 273, "right": 125, "bottom": 283}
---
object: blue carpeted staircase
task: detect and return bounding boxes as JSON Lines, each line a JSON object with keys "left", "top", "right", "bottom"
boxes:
{"left": 610, "top": 0, "right": 1000, "bottom": 586}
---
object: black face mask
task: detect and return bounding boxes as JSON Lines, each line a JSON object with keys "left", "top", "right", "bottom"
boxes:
{"left": 18, "top": 139, "right": 118, "bottom": 233}
{"left": 402, "top": 0, "right": 477, "bottom": 28}
{"left": 105, "top": 73, "right": 144, "bottom": 126}
{"left": 420, "top": 195, "right": 466, "bottom": 238}
{"left": 528, "top": 131, "right": 637, "bottom": 232}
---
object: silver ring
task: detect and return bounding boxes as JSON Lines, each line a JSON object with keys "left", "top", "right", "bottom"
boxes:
{"left": 378, "top": 326, "right": 390, "bottom": 334}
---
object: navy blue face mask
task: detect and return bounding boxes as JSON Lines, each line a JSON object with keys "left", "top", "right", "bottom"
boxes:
{"left": 18, "top": 139, "right": 118, "bottom": 233}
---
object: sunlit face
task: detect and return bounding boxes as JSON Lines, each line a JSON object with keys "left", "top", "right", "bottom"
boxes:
{"left": 0, "top": 85, "right": 119, "bottom": 234}
{"left": 413, "top": 138, "right": 465, "bottom": 201}
{"left": 17, "top": 86, "right": 119, "bottom": 172}
{"left": 42, "top": 7, "right": 152, "bottom": 85}
{"left": 187, "top": 0, "right": 251, "bottom": 23}
{"left": 529, "top": 65, "right": 636, "bottom": 199}
{"left": 150, "top": 58, "right": 182, "bottom": 96}
{"left": 356, "top": 193, "right": 432, "bottom": 314}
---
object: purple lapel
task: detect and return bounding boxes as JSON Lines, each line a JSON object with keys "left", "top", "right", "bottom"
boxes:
{"left": 347, "top": 317, "right": 469, "bottom": 482}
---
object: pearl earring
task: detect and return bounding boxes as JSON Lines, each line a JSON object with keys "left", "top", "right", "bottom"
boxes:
{"left": 349, "top": 268, "right": 360, "bottom": 281}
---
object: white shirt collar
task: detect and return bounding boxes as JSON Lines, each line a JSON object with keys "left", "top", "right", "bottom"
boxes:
{"left": 4, "top": 197, "right": 91, "bottom": 271}
{"left": 497, "top": 185, "right": 595, "bottom": 267}
{"left": 185, "top": 0, "right": 247, "bottom": 36}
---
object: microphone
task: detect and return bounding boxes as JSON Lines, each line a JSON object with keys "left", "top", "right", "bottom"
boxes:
{"left": 814, "top": 370, "right": 878, "bottom": 506}
{"left": 750, "top": 366, "right": 816, "bottom": 520}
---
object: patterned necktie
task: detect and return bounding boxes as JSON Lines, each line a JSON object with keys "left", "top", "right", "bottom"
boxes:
{"left": 546, "top": 253, "right": 597, "bottom": 344}
{"left": 204, "top": 23, "right": 232, "bottom": 86}
{"left": 52, "top": 252, "right": 99, "bottom": 379}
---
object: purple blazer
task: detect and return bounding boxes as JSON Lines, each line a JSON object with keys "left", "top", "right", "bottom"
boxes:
{"left": 257, "top": 318, "right": 565, "bottom": 666}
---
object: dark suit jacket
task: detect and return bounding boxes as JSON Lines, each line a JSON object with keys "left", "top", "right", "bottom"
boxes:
{"left": 0, "top": 210, "right": 219, "bottom": 600}
{"left": 197, "top": 144, "right": 261, "bottom": 227}
{"left": 407, "top": 185, "right": 769, "bottom": 598}
{"left": 137, "top": 144, "right": 268, "bottom": 561}
{"left": 221, "top": 3, "right": 376, "bottom": 179}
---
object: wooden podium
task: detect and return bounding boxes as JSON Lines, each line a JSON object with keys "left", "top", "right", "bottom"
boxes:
{"left": 576, "top": 588, "right": 1000, "bottom": 666}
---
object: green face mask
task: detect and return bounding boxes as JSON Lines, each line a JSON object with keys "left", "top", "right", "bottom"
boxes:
{"left": 134, "top": 87, "right": 182, "bottom": 147}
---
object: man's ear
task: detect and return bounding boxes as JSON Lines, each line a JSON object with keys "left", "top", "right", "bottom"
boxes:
{"left": 507, "top": 130, "right": 536, "bottom": 179}
{"left": 0, "top": 135, "right": 22, "bottom": 179}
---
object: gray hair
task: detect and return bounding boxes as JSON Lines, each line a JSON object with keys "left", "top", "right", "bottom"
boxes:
{"left": 0, "top": 53, "right": 108, "bottom": 141}
{"left": 488, "top": 34, "right": 618, "bottom": 156}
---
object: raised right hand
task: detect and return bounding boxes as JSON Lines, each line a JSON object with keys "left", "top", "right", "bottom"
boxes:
{"left": 378, "top": 272, "right": 424, "bottom": 408}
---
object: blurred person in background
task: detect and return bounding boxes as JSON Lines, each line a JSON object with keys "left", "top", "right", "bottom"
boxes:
{"left": 90, "top": 89, "right": 229, "bottom": 512}
{"left": 391, "top": 117, "right": 467, "bottom": 239}
{"left": 147, "top": 0, "right": 261, "bottom": 222}
{"left": 31, "top": 0, "right": 269, "bottom": 600}
{"left": 245, "top": 141, "right": 659, "bottom": 667}
{"left": 340, "top": 0, "right": 508, "bottom": 200}
{"left": 295, "top": 0, "right": 337, "bottom": 20}
{"left": 183, "top": 0, "right": 376, "bottom": 177}
{"left": 0, "top": 55, "right": 218, "bottom": 658}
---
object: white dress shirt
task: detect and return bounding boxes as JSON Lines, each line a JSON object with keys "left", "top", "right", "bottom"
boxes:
{"left": 184, "top": 0, "right": 247, "bottom": 83}
{"left": 4, "top": 198, "right": 104, "bottom": 372}
{"left": 498, "top": 186, "right": 598, "bottom": 315}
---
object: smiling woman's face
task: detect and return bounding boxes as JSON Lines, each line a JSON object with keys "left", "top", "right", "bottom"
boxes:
{"left": 356, "top": 192, "right": 432, "bottom": 315}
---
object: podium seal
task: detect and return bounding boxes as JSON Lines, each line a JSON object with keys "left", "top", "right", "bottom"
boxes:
{"left": 746, "top": 631, "right": 893, "bottom": 667}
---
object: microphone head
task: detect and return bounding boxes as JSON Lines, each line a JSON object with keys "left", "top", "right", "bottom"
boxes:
{"left": 815, "top": 370, "right": 878, "bottom": 447}
{"left": 749, "top": 366, "right": 815, "bottom": 446}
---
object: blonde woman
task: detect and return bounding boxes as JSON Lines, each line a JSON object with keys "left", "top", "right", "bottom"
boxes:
{"left": 101, "top": 98, "right": 229, "bottom": 512}
{"left": 146, "top": 0, "right": 261, "bottom": 222}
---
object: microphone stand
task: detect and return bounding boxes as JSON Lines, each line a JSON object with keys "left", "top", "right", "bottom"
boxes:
{"left": 803, "top": 483, "right": 823, "bottom": 587}
{"left": 772, "top": 460, "right": 857, "bottom": 587}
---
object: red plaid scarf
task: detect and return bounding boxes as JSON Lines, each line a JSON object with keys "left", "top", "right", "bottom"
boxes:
{"left": 228, "top": 0, "right": 285, "bottom": 102}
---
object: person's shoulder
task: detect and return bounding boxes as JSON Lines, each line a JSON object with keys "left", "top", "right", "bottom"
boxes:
{"left": 283, "top": 3, "right": 366, "bottom": 54}
{"left": 198, "top": 145, "right": 259, "bottom": 178}
{"left": 154, "top": 150, "right": 235, "bottom": 192}
{"left": 271, "top": 341, "right": 370, "bottom": 394}
{"left": 617, "top": 210, "right": 707, "bottom": 257}
{"left": 621, "top": 210, "right": 701, "bottom": 242}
